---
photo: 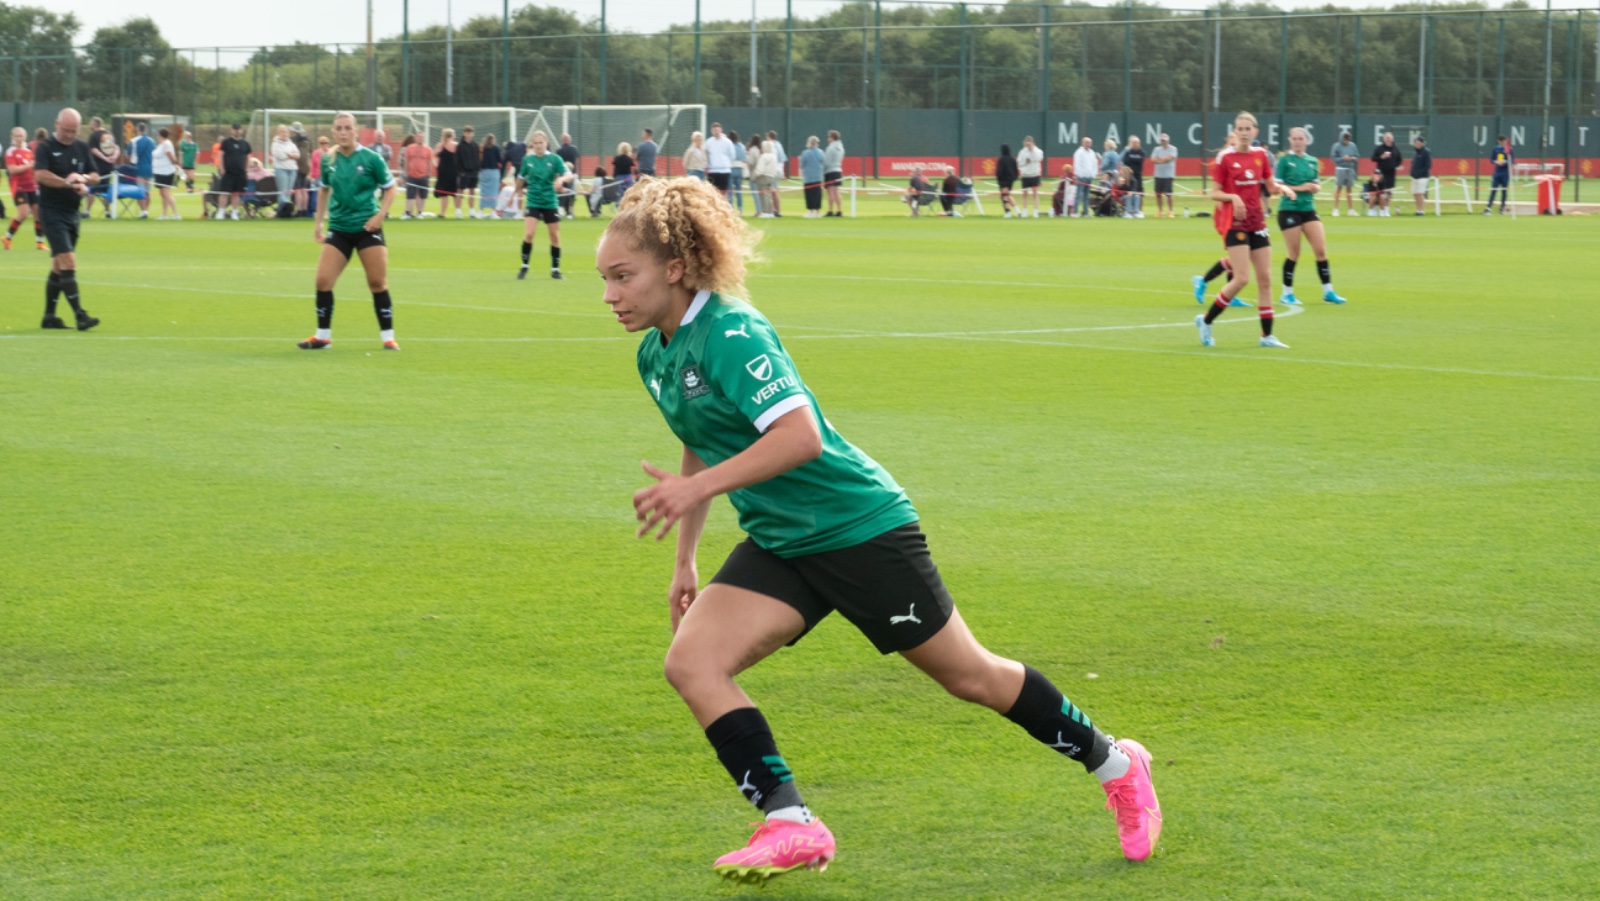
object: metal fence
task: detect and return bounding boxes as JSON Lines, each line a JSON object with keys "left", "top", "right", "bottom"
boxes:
{"left": 3, "top": 4, "right": 1596, "bottom": 159}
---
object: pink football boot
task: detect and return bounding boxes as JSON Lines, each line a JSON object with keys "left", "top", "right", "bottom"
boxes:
{"left": 712, "top": 817, "right": 836, "bottom": 886}
{"left": 1101, "top": 738, "right": 1162, "bottom": 861}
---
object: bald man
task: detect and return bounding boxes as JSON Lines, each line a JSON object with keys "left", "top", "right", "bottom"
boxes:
{"left": 32, "top": 107, "right": 100, "bottom": 330}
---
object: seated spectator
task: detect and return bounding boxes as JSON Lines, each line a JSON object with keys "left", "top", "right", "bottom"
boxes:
{"left": 939, "top": 166, "right": 964, "bottom": 217}
{"left": 494, "top": 181, "right": 519, "bottom": 219}
{"left": 587, "top": 166, "right": 613, "bottom": 217}
{"left": 903, "top": 167, "right": 936, "bottom": 216}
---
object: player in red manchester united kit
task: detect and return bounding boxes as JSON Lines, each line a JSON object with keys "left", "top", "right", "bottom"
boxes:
{"left": 1196, "top": 112, "right": 1292, "bottom": 349}
{"left": 5, "top": 127, "right": 44, "bottom": 250}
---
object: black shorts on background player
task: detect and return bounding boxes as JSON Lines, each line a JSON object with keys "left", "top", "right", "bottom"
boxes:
{"left": 1224, "top": 228, "right": 1271, "bottom": 251}
{"left": 324, "top": 229, "right": 385, "bottom": 259}
{"left": 1277, "top": 209, "right": 1319, "bottom": 230}
{"left": 1021, "top": 175, "right": 1041, "bottom": 190}
{"left": 710, "top": 523, "right": 955, "bottom": 655}
{"left": 525, "top": 207, "right": 560, "bottom": 224}
{"left": 708, "top": 172, "right": 730, "bottom": 191}
{"left": 13, "top": 190, "right": 39, "bottom": 206}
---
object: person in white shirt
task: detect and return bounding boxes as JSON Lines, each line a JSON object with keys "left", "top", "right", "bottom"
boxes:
{"left": 765, "top": 131, "right": 787, "bottom": 217}
{"left": 151, "top": 127, "right": 182, "bottom": 219}
{"left": 1072, "top": 137, "right": 1100, "bottom": 218}
{"left": 752, "top": 139, "right": 782, "bottom": 218}
{"left": 1148, "top": 133, "right": 1178, "bottom": 218}
{"left": 269, "top": 125, "right": 300, "bottom": 212}
{"left": 704, "top": 123, "right": 737, "bottom": 200}
{"left": 1016, "top": 135, "right": 1044, "bottom": 218}
{"left": 822, "top": 130, "right": 845, "bottom": 216}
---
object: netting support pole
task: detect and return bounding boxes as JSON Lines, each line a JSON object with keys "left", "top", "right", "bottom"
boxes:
{"left": 1543, "top": 0, "right": 1554, "bottom": 174}
{"left": 1124, "top": 1, "right": 1133, "bottom": 145}
{"left": 1278, "top": 13, "right": 1288, "bottom": 149}
{"left": 600, "top": 0, "right": 608, "bottom": 105}
{"left": 959, "top": 4, "right": 968, "bottom": 179}
{"left": 1039, "top": 4, "right": 1050, "bottom": 162}
{"left": 873, "top": 0, "right": 882, "bottom": 179}
{"left": 402, "top": 0, "right": 410, "bottom": 107}
{"left": 694, "top": 0, "right": 702, "bottom": 104}
{"left": 502, "top": 0, "right": 511, "bottom": 106}
{"left": 785, "top": 0, "right": 794, "bottom": 159}
{"left": 1353, "top": 16, "right": 1363, "bottom": 148}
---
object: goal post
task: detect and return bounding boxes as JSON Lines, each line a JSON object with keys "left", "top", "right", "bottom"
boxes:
{"left": 376, "top": 106, "right": 536, "bottom": 151}
{"left": 247, "top": 109, "right": 387, "bottom": 155}
{"left": 533, "top": 105, "right": 707, "bottom": 178}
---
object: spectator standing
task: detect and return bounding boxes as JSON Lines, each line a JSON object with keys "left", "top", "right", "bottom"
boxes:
{"left": 400, "top": 134, "right": 431, "bottom": 219}
{"left": 799, "top": 135, "right": 825, "bottom": 218}
{"left": 1149, "top": 133, "right": 1177, "bottom": 218}
{"left": 1100, "top": 139, "right": 1121, "bottom": 186}
{"left": 636, "top": 127, "right": 659, "bottom": 177}
{"left": 704, "top": 124, "right": 736, "bottom": 199}
{"left": 1369, "top": 132, "right": 1403, "bottom": 217}
{"left": 556, "top": 133, "right": 580, "bottom": 219}
{"left": 129, "top": 122, "right": 156, "bottom": 218}
{"left": 765, "top": 131, "right": 787, "bottom": 216}
{"left": 457, "top": 126, "right": 482, "bottom": 218}
{"left": 1015, "top": 135, "right": 1043, "bottom": 218}
{"left": 215, "top": 123, "right": 251, "bottom": 221}
{"left": 308, "top": 136, "right": 331, "bottom": 216}
{"left": 683, "top": 131, "right": 707, "bottom": 180}
{"left": 1121, "top": 137, "right": 1147, "bottom": 219}
{"left": 751, "top": 138, "right": 779, "bottom": 218}
{"left": 290, "top": 122, "right": 312, "bottom": 216}
{"left": 479, "top": 134, "right": 503, "bottom": 216}
{"left": 822, "top": 130, "right": 845, "bottom": 217}
{"left": 84, "top": 116, "right": 118, "bottom": 218}
{"left": 1072, "top": 137, "right": 1100, "bottom": 217}
{"left": 613, "top": 142, "right": 636, "bottom": 199}
{"left": 33, "top": 108, "right": 101, "bottom": 331}
{"left": 994, "top": 144, "right": 1019, "bottom": 218}
{"left": 270, "top": 124, "right": 300, "bottom": 214}
{"left": 1408, "top": 136, "right": 1432, "bottom": 216}
{"left": 1329, "top": 132, "right": 1360, "bottom": 217}
{"left": 179, "top": 129, "right": 198, "bottom": 192}
{"left": 370, "top": 129, "right": 392, "bottom": 165}
{"left": 434, "top": 128, "right": 460, "bottom": 219}
{"left": 502, "top": 135, "right": 526, "bottom": 208}
{"left": 151, "top": 127, "right": 181, "bottom": 220}
{"left": 728, "top": 130, "right": 747, "bottom": 215}
{"left": 1485, "top": 134, "right": 1513, "bottom": 214}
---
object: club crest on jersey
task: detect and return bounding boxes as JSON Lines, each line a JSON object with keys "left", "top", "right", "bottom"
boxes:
{"left": 745, "top": 354, "right": 773, "bottom": 381}
{"left": 680, "top": 364, "right": 709, "bottom": 399}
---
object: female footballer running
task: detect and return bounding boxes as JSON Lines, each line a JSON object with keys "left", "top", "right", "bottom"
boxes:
{"left": 297, "top": 113, "right": 399, "bottom": 351}
{"left": 1274, "top": 127, "right": 1349, "bottom": 306}
{"left": 1197, "top": 111, "right": 1292, "bottom": 349}
{"left": 601, "top": 177, "right": 1161, "bottom": 886}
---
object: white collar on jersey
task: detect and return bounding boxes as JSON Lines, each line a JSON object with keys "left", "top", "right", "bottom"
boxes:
{"left": 680, "top": 289, "right": 711, "bottom": 327}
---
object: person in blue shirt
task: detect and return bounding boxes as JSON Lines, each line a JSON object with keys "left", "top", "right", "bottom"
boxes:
{"left": 1486, "top": 135, "right": 1513, "bottom": 214}
{"left": 798, "top": 135, "right": 826, "bottom": 217}
{"left": 130, "top": 122, "right": 156, "bottom": 219}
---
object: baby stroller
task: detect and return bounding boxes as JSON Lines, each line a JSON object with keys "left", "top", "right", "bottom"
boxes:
{"left": 1091, "top": 178, "right": 1125, "bottom": 218}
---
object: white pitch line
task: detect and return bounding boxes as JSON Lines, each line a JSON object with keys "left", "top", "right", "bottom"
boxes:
{"left": 763, "top": 272, "right": 1181, "bottom": 296}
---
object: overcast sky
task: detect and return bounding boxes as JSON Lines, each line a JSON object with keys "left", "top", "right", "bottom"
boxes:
{"left": 39, "top": 0, "right": 1600, "bottom": 52}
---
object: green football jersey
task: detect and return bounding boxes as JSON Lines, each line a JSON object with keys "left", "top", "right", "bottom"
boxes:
{"left": 1275, "top": 152, "right": 1320, "bottom": 212}
{"left": 179, "top": 139, "right": 197, "bottom": 168}
{"left": 637, "top": 292, "right": 919, "bottom": 557}
{"left": 320, "top": 145, "right": 394, "bottom": 233}
{"left": 519, "top": 152, "right": 567, "bottom": 210}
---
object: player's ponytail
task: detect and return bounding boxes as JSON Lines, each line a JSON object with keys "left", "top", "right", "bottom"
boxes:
{"left": 604, "top": 177, "right": 762, "bottom": 300}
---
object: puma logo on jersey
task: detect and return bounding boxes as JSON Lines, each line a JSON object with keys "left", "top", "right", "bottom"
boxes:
{"left": 725, "top": 325, "right": 750, "bottom": 338}
{"left": 889, "top": 604, "right": 921, "bottom": 625}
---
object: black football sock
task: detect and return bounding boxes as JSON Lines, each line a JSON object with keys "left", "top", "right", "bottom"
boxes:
{"left": 1003, "top": 665, "right": 1112, "bottom": 772}
{"left": 58, "top": 269, "right": 84, "bottom": 314}
{"left": 704, "top": 707, "right": 809, "bottom": 819}
{"left": 316, "top": 290, "right": 335, "bottom": 329}
{"left": 1282, "top": 257, "right": 1297, "bottom": 288}
{"left": 1316, "top": 259, "right": 1332, "bottom": 287}
{"left": 45, "top": 271, "right": 61, "bottom": 317}
{"left": 372, "top": 290, "right": 393, "bottom": 331}
{"left": 1204, "top": 296, "right": 1229, "bottom": 324}
{"left": 6, "top": 219, "right": 17, "bottom": 238}
{"left": 1203, "top": 259, "right": 1228, "bottom": 283}
{"left": 520, "top": 241, "right": 532, "bottom": 266}
{"left": 1260, "top": 304, "right": 1275, "bottom": 337}
{"left": 550, "top": 245, "right": 561, "bottom": 269}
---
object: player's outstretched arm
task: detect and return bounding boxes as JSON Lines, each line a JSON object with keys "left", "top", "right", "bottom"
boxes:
{"left": 634, "top": 405, "right": 822, "bottom": 542}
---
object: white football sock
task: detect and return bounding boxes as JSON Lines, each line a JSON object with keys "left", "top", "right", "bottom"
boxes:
{"left": 765, "top": 805, "right": 814, "bottom": 825}
{"left": 1092, "top": 741, "right": 1132, "bottom": 784}
{"left": 315, "top": 328, "right": 331, "bottom": 341}
{"left": 380, "top": 329, "right": 395, "bottom": 342}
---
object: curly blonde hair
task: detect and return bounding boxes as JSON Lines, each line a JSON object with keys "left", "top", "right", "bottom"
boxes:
{"left": 604, "top": 177, "right": 761, "bottom": 298}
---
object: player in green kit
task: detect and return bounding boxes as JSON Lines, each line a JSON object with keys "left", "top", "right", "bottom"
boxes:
{"left": 297, "top": 112, "right": 400, "bottom": 351}
{"left": 601, "top": 178, "right": 1161, "bottom": 886}
{"left": 514, "top": 130, "right": 574, "bottom": 280}
{"left": 178, "top": 130, "right": 198, "bottom": 192}
{"left": 1275, "top": 127, "right": 1348, "bottom": 305}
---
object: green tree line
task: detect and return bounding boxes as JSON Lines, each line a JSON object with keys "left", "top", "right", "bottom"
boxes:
{"left": 0, "top": 1, "right": 1592, "bottom": 125}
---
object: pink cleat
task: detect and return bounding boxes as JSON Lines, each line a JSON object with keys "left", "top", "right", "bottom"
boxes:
{"left": 1102, "top": 738, "right": 1162, "bottom": 861}
{"left": 712, "top": 817, "right": 836, "bottom": 886}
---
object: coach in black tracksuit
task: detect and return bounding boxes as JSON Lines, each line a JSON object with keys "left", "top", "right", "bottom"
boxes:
{"left": 33, "top": 108, "right": 100, "bottom": 331}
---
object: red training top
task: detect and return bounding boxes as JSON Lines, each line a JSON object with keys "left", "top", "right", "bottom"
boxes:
{"left": 1211, "top": 147, "right": 1272, "bottom": 235}
{"left": 6, "top": 144, "right": 38, "bottom": 193}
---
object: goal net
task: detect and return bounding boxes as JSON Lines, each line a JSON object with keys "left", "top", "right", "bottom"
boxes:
{"left": 247, "top": 109, "right": 385, "bottom": 158}
{"left": 531, "top": 105, "right": 707, "bottom": 178}
{"left": 376, "top": 107, "right": 539, "bottom": 154}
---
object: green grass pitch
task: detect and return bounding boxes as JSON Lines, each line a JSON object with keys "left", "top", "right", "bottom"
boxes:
{"left": 2, "top": 195, "right": 1597, "bottom": 899}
